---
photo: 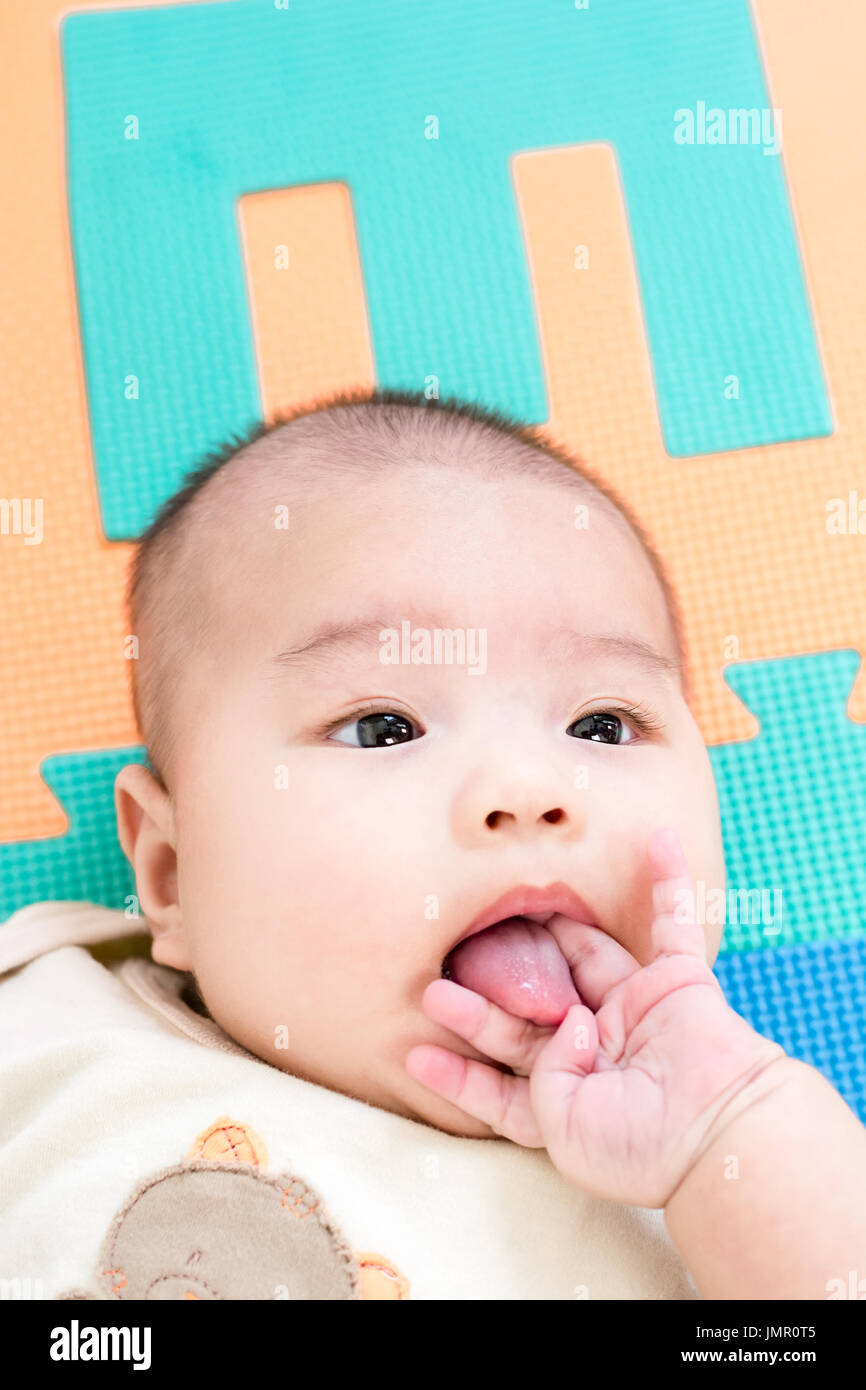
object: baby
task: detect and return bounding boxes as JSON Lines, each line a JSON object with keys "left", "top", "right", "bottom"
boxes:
{"left": 106, "top": 387, "right": 865, "bottom": 1300}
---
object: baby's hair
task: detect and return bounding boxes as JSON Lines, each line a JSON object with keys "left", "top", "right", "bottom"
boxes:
{"left": 125, "top": 386, "right": 688, "bottom": 792}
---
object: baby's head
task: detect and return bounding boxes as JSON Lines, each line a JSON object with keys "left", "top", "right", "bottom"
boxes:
{"left": 115, "top": 389, "right": 725, "bottom": 1138}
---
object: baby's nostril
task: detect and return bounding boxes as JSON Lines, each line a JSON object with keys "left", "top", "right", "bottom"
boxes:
{"left": 486, "top": 808, "right": 565, "bottom": 827}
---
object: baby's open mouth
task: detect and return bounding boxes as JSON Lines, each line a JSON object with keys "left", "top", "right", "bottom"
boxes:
{"left": 441, "top": 914, "right": 582, "bottom": 1027}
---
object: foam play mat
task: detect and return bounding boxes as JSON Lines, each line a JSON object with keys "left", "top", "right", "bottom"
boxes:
{"left": 1, "top": 1, "right": 865, "bottom": 1117}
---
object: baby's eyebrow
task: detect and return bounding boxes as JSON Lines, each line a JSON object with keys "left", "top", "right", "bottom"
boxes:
{"left": 267, "top": 613, "right": 451, "bottom": 677}
{"left": 558, "top": 631, "right": 681, "bottom": 682}
{"left": 266, "top": 613, "right": 680, "bottom": 683}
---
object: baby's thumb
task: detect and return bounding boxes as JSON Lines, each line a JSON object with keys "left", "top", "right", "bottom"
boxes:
{"left": 530, "top": 1002, "right": 599, "bottom": 1119}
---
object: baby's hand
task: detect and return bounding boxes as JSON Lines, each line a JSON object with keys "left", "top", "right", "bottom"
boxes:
{"left": 405, "top": 829, "right": 788, "bottom": 1207}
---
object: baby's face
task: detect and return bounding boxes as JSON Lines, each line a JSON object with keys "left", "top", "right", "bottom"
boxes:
{"left": 149, "top": 461, "right": 725, "bottom": 1138}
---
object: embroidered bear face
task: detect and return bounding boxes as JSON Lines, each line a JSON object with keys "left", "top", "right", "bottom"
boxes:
{"left": 89, "top": 1159, "right": 360, "bottom": 1300}
{"left": 58, "top": 1116, "right": 409, "bottom": 1300}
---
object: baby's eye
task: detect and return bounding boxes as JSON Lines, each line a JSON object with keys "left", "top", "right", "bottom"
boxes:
{"left": 328, "top": 710, "right": 423, "bottom": 748}
{"left": 566, "top": 710, "right": 638, "bottom": 745}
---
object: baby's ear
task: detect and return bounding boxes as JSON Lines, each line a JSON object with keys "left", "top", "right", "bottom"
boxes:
{"left": 113, "top": 764, "right": 190, "bottom": 970}
{"left": 114, "top": 763, "right": 168, "bottom": 850}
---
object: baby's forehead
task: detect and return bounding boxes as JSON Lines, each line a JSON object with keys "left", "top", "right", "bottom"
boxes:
{"left": 197, "top": 456, "right": 625, "bottom": 617}
{"left": 191, "top": 435, "right": 652, "bottom": 599}
{"left": 183, "top": 415, "right": 673, "bottom": 629}
{"left": 225, "top": 465, "right": 670, "bottom": 656}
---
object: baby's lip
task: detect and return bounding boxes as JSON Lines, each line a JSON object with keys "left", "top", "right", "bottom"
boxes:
{"left": 448, "top": 883, "right": 598, "bottom": 955}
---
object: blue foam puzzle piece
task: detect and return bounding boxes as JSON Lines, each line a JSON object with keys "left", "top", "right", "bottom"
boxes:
{"left": 713, "top": 936, "right": 866, "bottom": 1124}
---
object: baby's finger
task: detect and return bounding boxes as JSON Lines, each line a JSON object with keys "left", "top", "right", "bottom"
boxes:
{"left": 419, "top": 978, "right": 555, "bottom": 1074}
{"left": 404, "top": 1042, "right": 544, "bottom": 1147}
{"left": 530, "top": 1002, "right": 601, "bottom": 1130}
{"left": 543, "top": 914, "right": 641, "bottom": 1013}
{"left": 647, "top": 828, "right": 707, "bottom": 963}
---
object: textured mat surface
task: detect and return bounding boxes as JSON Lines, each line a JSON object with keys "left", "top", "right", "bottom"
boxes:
{"left": 714, "top": 936, "right": 866, "bottom": 1123}
{"left": 1, "top": 0, "right": 865, "bottom": 1117}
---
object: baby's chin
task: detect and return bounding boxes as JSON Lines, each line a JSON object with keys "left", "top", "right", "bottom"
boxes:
{"left": 391, "top": 1083, "right": 503, "bottom": 1140}
{"left": 264, "top": 1047, "right": 500, "bottom": 1138}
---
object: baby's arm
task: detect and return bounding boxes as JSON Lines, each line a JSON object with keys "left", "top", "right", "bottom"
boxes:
{"left": 664, "top": 1053, "right": 866, "bottom": 1300}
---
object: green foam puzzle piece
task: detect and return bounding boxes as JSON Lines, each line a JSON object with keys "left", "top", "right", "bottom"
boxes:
{"left": 61, "top": 0, "right": 831, "bottom": 543}
{"left": 711, "top": 650, "right": 866, "bottom": 953}
{"left": 0, "top": 748, "right": 146, "bottom": 922}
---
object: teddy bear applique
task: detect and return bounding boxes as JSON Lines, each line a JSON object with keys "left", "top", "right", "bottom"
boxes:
{"left": 58, "top": 1115, "right": 410, "bottom": 1301}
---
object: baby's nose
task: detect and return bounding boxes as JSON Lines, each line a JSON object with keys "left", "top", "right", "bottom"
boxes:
{"left": 451, "top": 749, "right": 589, "bottom": 846}
{"left": 484, "top": 805, "right": 567, "bottom": 829}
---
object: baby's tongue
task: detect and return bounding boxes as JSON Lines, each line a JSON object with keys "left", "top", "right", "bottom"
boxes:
{"left": 445, "top": 916, "right": 580, "bottom": 1026}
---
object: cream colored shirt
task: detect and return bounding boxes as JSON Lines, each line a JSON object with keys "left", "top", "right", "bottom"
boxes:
{"left": 0, "top": 900, "right": 699, "bottom": 1301}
